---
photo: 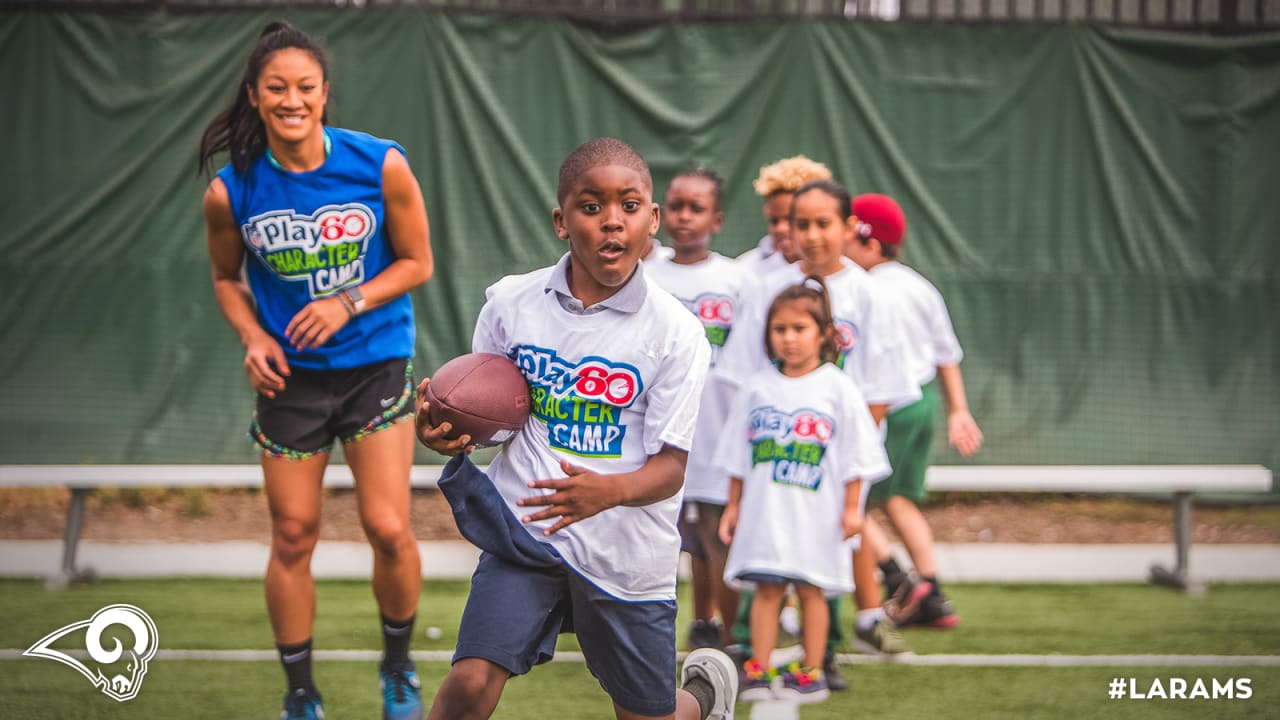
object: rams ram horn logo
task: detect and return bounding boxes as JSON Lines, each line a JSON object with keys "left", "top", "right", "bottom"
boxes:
{"left": 24, "top": 604, "right": 159, "bottom": 702}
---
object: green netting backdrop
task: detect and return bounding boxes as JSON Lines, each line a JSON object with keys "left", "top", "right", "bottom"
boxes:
{"left": 0, "top": 11, "right": 1276, "bottom": 470}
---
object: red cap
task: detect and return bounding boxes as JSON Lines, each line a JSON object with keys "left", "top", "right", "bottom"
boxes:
{"left": 851, "top": 193, "right": 906, "bottom": 245}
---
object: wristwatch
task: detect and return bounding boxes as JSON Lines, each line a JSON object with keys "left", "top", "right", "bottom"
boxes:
{"left": 341, "top": 286, "right": 366, "bottom": 315}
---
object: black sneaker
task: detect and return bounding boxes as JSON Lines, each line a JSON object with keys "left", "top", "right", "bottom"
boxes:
{"left": 884, "top": 576, "right": 933, "bottom": 626}
{"left": 686, "top": 618, "right": 724, "bottom": 650}
{"left": 882, "top": 570, "right": 910, "bottom": 600}
{"left": 822, "top": 649, "right": 848, "bottom": 691}
{"left": 905, "top": 591, "right": 960, "bottom": 629}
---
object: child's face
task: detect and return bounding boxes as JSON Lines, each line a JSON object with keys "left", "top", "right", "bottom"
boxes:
{"left": 768, "top": 303, "right": 824, "bottom": 375}
{"left": 553, "top": 164, "right": 659, "bottom": 306}
{"left": 662, "top": 176, "right": 723, "bottom": 257}
{"left": 763, "top": 192, "right": 800, "bottom": 262}
{"left": 791, "top": 190, "right": 852, "bottom": 276}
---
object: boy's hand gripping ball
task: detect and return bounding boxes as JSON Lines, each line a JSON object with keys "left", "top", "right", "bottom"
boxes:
{"left": 423, "top": 353, "right": 531, "bottom": 447}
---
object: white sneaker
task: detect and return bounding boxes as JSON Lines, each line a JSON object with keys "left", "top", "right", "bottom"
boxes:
{"left": 681, "top": 647, "right": 739, "bottom": 719}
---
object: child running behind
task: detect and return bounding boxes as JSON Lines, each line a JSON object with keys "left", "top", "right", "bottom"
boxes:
{"left": 715, "top": 278, "right": 890, "bottom": 705}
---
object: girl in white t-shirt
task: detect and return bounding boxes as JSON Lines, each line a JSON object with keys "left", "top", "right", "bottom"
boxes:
{"left": 715, "top": 277, "right": 890, "bottom": 705}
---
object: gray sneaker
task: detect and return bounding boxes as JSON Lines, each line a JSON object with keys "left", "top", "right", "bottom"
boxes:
{"left": 853, "top": 619, "right": 912, "bottom": 655}
{"left": 681, "top": 647, "right": 739, "bottom": 719}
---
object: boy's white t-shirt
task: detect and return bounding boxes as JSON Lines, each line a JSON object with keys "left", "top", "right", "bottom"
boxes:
{"left": 473, "top": 258, "right": 710, "bottom": 602}
{"left": 643, "top": 238, "right": 675, "bottom": 264}
{"left": 714, "top": 364, "right": 891, "bottom": 593}
{"left": 646, "top": 253, "right": 753, "bottom": 504}
{"left": 716, "top": 259, "right": 920, "bottom": 409}
{"left": 736, "top": 234, "right": 791, "bottom": 278}
{"left": 870, "top": 262, "right": 964, "bottom": 406}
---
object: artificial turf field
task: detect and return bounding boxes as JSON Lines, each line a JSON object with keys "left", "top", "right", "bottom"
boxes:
{"left": 1, "top": 578, "right": 1277, "bottom": 719}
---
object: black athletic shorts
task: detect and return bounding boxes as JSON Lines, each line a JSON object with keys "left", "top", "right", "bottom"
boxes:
{"left": 249, "top": 357, "right": 414, "bottom": 459}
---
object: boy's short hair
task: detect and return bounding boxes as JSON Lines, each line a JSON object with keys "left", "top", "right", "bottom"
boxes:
{"left": 670, "top": 166, "right": 726, "bottom": 211}
{"left": 557, "top": 137, "right": 652, "bottom": 204}
{"left": 752, "top": 155, "right": 833, "bottom": 197}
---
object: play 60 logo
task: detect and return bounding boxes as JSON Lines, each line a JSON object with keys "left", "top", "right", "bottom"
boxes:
{"left": 514, "top": 346, "right": 643, "bottom": 407}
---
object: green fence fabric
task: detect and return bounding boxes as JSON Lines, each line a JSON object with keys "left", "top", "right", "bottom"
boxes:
{"left": 1, "top": 11, "right": 1277, "bottom": 469}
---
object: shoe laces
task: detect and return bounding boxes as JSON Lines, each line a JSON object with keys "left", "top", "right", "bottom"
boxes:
{"left": 382, "top": 665, "right": 418, "bottom": 705}
{"left": 283, "top": 689, "right": 318, "bottom": 719}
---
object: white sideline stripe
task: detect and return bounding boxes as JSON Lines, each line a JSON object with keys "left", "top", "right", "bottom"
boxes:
{"left": 0, "top": 463, "right": 1271, "bottom": 492}
{"left": 4, "top": 540, "right": 1279, "bottom": 582}
{"left": 2, "top": 648, "right": 1278, "bottom": 667}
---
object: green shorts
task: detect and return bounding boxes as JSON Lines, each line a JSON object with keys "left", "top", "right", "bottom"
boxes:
{"left": 869, "top": 380, "right": 939, "bottom": 505}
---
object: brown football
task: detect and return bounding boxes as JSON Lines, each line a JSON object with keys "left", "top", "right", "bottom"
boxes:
{"left": 423, "top": 353, "right": 531, "bottom": 447}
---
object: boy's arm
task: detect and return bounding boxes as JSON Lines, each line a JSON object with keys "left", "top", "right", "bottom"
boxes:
{"left": 937, "top": 363, "right": 983, "bottom": 457}
{"left": 516, "top": 444, "right": 688, "bottom": 536}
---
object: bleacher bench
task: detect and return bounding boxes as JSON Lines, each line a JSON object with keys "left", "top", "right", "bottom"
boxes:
{"left": 0, "top": 464, "right": 1272, "bottom": 591}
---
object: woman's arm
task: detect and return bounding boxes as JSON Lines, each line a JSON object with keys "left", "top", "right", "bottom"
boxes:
{"left": 284, "top": 148, "right": 433, "bottom": 349}
{"left": 359, "top": 147, "right": 434, "bottom": 308}
{"left": 204, "top": 178, "right": 290, "bottom": 398}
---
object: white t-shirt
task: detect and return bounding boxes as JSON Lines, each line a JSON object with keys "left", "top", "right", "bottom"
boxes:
{"left": 646, "top": 253, "right": 753, "bottom": 503}
{"left": 715, "top": 259, "right": 921, "bottom": 409}
{"left": 714, "top": 364, "right": 891, "bottom": 593}
{"left": 473, "top": 260, "right": 710, "bottom": 602}
{"left": 869, "top": 262, "right": 964, "bottom": 405}
{"left": 736, "top": 234, "right": 791, "bottom": 278}
{"left": 643, "top": 238, "right": 675, "bottom": 264}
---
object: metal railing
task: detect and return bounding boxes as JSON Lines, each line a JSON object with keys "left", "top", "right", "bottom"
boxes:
{"left": 2, "top": 0, "right": 1277, "bottom": 30}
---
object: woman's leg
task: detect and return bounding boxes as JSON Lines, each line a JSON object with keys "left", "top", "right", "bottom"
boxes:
{"left": 345, "top": 420, "right": 421, "bottom": 621}
{"left": 262, "top": 453, "right": 327, "bottom": 644}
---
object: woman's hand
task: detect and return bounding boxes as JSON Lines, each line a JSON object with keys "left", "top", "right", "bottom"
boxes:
{"left": 243, "top": 332, "right": 290, "bottom": 399}
{"left": 284, "top": 296, "right": 351, "bottom": 351}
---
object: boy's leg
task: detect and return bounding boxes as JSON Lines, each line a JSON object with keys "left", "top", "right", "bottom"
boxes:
{"left": 884, "top": 496, "right": 937, "bottom": 576}
{"left": 431, "top": 553, "right": 569, "bottom": 719}
{"left": 428, "top": 658, "right": 511, "bottom": 720}
{"left": 681, "top": 505, "right": 719, "bottom": 649}
{"left": 693, "top": 502, "right": 737, "bottom": 645}
{"left": 566, "top": 571, "right": 674, "bottom": 715}
{"left": 851, "top": 518, "right": 910, "bottom": 655}
{"left": 878, "top": 382, "right": 958, "bottom": 628}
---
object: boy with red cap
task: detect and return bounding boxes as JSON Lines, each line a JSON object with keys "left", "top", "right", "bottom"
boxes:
{"left": 844, "top": 193, "right": 985, "bottom": 628}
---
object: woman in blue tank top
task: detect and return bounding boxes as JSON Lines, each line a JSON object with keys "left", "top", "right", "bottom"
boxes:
{"left": 197, "top": 22, "right": 432, "bottom": 720}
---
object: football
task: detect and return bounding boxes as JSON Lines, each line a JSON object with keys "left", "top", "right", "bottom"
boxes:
{"left": 423, "top": 353, "right": 531, "bottom": 447}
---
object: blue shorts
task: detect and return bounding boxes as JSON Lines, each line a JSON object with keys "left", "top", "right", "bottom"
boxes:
{"left": 440, "top": 455, "right": 678, "bottom": 717}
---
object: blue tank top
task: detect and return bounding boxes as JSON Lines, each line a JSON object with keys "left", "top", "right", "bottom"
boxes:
{"left": 217, "top": 127, "right": 415, "bottom": 370}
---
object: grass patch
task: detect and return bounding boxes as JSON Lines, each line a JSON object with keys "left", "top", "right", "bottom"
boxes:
{"left": 2, "top": 579, "right": 1278, "bottom": 718}
{"left": 2, "top": 578, "right": 1278, "bottom": 656}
